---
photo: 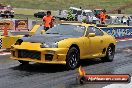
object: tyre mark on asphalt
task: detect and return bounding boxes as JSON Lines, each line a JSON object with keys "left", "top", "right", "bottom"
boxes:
{"left": 52, "top": 59, "right": 132, "bottom": 88}
{"left": 0, "top": 46, "right": 132, "bottom": 88}
{"left": 36, "top": 50, "right": 132, "bottom": 88}
{"left": 2, "top": 53, "right": 131, "bottom": 88}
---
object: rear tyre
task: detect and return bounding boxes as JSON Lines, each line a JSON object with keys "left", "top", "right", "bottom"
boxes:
{"left": 18, "top": 60, "right": 29, "bottom": 65}
{"left": 66, "top": 47, "right": 80, "bottom": 70}
{"left": 101, "top": 45, "right": 115, "bottom": 62}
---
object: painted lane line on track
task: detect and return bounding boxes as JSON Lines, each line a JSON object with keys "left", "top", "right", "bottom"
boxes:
{"left": 116, "top": 38, "right": 132, "bottom": 42}
{"left": 0, "top": 52, "right": 11, "bottom": 56}
{"left": 103, "top": 77, "right": 132, "bottom": 88}
{"left": 0, "top": 49, "right": 11, "bottom": 55}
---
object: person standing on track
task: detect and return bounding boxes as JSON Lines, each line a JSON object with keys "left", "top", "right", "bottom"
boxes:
{"left": 42, "top": 11, "right": 55, "bottom": 31}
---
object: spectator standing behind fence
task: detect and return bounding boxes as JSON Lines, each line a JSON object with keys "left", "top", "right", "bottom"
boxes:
{"left": 127, "top": 16, "right": 131, "bottom": 26}
{"left": 42, "top": 11, "right": 55, "bottom": 31}
{"left": 122, "top": 16, "right": 128, "bottom": 25}
{"left": 99, "top": 11, "right": 106, "bottom": 24}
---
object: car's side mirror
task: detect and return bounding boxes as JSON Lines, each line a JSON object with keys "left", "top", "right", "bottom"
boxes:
{"left": 41, "top": 30, "right": 45, "bottom": 34}
{"left": 88, "top": 33, "right": 96, "bottom": 37}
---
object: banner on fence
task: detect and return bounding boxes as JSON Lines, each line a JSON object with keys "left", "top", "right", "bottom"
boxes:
{"left": 0, "top": 19, "right": 32, "bottom": 31}
{"left": 15, "top": 20, "right": 28, "bottom": 31}
{"left": 0, "top": 20, "right": 14, "bottom": 30}
{"left": 101, "top": 27, "right": 132, "bottom": 39}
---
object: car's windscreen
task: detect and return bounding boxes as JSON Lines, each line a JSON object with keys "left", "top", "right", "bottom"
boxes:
{"left": 38, "top": 12, "right": 44, "bottom": 14}
{"left": 72, "top": 9, "right": 77, "bottom": 14}
{"left": 94, "top": 10, "right": 101, "bottom": 15}
{"left": 77, "top": 11, "right": 82, "bottom": 15}
{"left": 45, "top": 24, "right": 86, "bottom": 37}
{"left": 0, "top": 6, "right": 5, "bottom": 9}
{"left": 86, "top": 12, "right": 94, "bottom": 16}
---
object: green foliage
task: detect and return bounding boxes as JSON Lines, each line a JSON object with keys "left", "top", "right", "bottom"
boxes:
{"left": 0, "top": 0, "right": 132, "bottom": 13}
{"left": 67, "top": 9, "right": 75, "bottom": 21}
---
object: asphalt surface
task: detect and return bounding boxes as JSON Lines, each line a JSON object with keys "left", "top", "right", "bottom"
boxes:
{"left": 0, "top": 40, "right": 132, "bottom": 88}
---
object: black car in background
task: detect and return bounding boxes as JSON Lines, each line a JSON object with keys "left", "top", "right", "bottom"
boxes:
{"left": 34, "top": 12, "right": 46, "bottom": 18}
{"left": 0, "top": 11, "right": 14, "bottom": 18}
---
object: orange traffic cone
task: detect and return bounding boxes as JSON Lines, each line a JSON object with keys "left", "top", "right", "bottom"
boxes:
{"left": 3, "top": 26, "right": 8, "bottom": 36}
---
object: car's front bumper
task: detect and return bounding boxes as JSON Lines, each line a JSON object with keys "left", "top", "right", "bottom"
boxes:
{"left": 11, "top": 48, "right": 69, "bottom": 65}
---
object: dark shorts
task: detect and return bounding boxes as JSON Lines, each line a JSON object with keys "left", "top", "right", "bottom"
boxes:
{"left": 44, "top": 27, "right": 50, "bottom": 31}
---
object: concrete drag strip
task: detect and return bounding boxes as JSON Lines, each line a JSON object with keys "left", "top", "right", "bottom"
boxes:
{"left": 103, "top": 78, "right": 132, "bottom": 88}
{"left": 0, "top": 40, "right": 131, "bottom": 88}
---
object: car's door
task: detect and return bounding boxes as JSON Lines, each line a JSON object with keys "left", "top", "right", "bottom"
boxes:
{"left": 93, "top": 27, "right": 106, "bottom": 54}
{"left": 85, "top": 26, "right": 105, "bottom": 57}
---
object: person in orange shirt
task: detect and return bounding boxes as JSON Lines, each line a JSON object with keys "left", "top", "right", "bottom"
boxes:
{"left": 42, "top": 11, "right": 55, "bottom": 31}
{"left": 99, "top": 11, "right": 106, "bottom": 24}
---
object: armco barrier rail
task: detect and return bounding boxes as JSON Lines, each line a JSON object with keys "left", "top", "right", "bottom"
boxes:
{"left": 100, "top": 26, "right": 132, "bottom": 39}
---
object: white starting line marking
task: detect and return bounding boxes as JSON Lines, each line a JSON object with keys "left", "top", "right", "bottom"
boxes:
{"left": 117, "top": 38, "right": 132, "bottom": 42}
{"left": 0, "top": 52, "right": 11, "bottom": 56}
{"left": 103, "top": 77, "right": 132, "bottom": 88}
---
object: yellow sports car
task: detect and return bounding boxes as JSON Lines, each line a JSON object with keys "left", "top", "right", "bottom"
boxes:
{"left": 11, "top": 23, "right": 116, "bottom": 69}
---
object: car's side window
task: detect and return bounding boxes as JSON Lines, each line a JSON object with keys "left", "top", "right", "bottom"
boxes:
{"left": 86, "top": 26, "right": 104, "bottom": 36}
{"left": 86, "top": 26, "right": 94, "bottom": 36}
{"left": 83, "top": 12, "right": 86, "bottom": 16}
{"left": 86, "top": 26, "right": 95, "bottom": 36}
{"left": 94, "top": 27, "right": 104, "bottom": 36}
